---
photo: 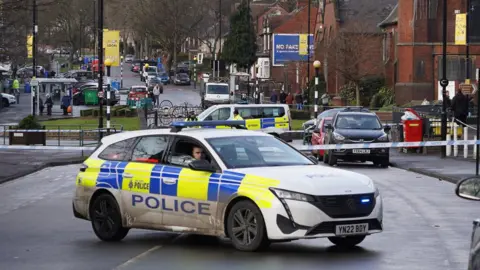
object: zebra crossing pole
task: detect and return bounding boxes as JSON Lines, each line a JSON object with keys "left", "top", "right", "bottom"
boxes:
{"left": 193, "top": 56, "right": 197, "bottom": 90}
{"left": 313, "top": 60, "right": 321, "bottom": 117}
{"left": 105, "top": 59, "right": 113, "bottom": 134}
{"left": 120, "top": 55, "right": 124, "bottom": 88}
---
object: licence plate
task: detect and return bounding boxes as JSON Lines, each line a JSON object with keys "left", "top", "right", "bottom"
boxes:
{"left": 335, "top": 223, "right": 368, "bottom": 236}
{"left": 352, "top": 149, "right": 370, "bottom": 154}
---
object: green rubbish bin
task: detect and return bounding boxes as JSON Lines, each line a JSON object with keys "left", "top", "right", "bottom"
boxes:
{"left": 83, "top": 88, "right": 99, "bottom": 105}
{"left": 128, "top": 97, "right": 152, "bottom": 109}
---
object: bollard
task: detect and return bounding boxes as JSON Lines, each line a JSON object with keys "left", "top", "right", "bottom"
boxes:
{"left": 154, "top": 110, "right": 158, "bottom": 127}
{"left": 453, "top": 122, "right": 458, "bottom": 157}
{"left": 446, "top": 134, "right": 451, "bottom": 156}
{"left": 464, "top": 126, "right": 469, "bottom": 158}
{"left": 475, "top": 135, "right": 478, "bottom": 157}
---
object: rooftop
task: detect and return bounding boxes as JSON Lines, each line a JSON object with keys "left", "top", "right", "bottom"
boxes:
{"left": 336, "top": 0, "right": 397, "bottom": 33}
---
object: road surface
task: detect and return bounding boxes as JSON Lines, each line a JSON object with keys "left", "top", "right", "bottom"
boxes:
{"left": 0, "top": 164, "right": 474, "bottom": 270}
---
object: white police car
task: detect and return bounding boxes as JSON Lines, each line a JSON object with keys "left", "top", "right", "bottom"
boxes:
{"left": 73, "top": 120, "right": 383, "bottom": 251}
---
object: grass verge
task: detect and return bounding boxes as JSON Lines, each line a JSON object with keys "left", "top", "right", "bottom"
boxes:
{"left": 41, "top": 117, "right": 140, "bottom": 131}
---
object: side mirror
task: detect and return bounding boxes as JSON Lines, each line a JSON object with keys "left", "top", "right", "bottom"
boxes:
{"left": 306, "top": 155, "right": 319, "bottom": 164}
{"left": 313, "top": 127, "right": 320, "bottom": 133}
{"left": 325, "top": 124, "right": 333, "bottom": 131}
{"left": 455, "top": 176, "right": 480, "bottom": 201}
{"left": 189, "top": 159, "right": 216, "bottom": 173}
{"left": 384, "top": 125, "right": 391, "bottom": 133}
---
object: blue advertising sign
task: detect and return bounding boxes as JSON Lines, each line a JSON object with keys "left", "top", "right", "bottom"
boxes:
{"left": 83, "top": 57, "right": 89, "bottom": 64}
{"left": 272, "top": 34, "right": 314, "bottom": 66}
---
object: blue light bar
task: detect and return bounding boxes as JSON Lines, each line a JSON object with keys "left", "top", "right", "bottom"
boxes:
{"left": 170, "top": 120, "right": 246, "bottom": 127}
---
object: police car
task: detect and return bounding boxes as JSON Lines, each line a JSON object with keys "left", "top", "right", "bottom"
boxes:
{"left": 73, "top": 121, "right": 383, "bottom": 251}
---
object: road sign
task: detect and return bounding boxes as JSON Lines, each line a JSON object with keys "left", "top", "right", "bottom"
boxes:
{"left": 460, "top": 83, "right": 473, "bottom": 94}
{"left": 98, "top": 91, "right": 104, "bottom": 98}
{"left": 197, "top": 53, "right": 203, "bottom": 64}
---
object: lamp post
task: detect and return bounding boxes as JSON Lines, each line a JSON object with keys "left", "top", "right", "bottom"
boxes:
{"left": 313, "top": 60, "right": 321, "bottom": 117}
{"left": 440, "top": 0, "right": 448, "bottom": 158}
{"left": 105, "top": 59, "right": 112, "bottom": 135}
{"left": 120, "top": 55, "right": 124, "bottom": 88}
{"left": 32, "top": 0, "right": 37, "bottom": 79}
{"left": 193, "top": 56, "right": 197, "bottom": 89}
{"left": 97, "top": 0, "right": 104, "bottom": 140}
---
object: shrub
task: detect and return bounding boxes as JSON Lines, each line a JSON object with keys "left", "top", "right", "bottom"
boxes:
{"left": 17, "top": 115, "right": 43, "bottom": 129}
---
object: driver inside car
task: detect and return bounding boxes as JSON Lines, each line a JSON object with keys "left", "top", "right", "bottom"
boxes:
{"left": 191, "top": 146, "right": 206, "bottom": 160}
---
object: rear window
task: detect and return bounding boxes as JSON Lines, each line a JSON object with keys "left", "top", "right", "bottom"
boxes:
{"left": 236, "top": 107, "right": 285, "bottom": 119}
{"left": 98, "top": 138, "right": 136, "bottom": 161}
{"left": 131, "top": 87, "right": 147, "bottom": 92}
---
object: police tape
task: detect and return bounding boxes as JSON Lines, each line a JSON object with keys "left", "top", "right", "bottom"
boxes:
{"left": 0, "top": 145, "right": 97, "bottom": 151}
{"left": 0, "top": 139, "right": 478, "bottom": 152}
{"left": 2, "top": 129, "right": 121, "bottom": 133}
{"left": 295, "top": 140, "right": 480, "bottom": 151}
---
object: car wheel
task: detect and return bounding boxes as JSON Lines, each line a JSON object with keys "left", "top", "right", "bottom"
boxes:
{"left": 226, "top": 200, "right": 270, "bottom": 252}
{"left": 317, "top": 153, "right": 323, "bottom": 161}
{"left": 90, "top": 193, "right": 129, "bottom": 242}
{"left": 328, "top": 150, "right": 337, "bottom": 166}
{"left": 2, "top": 98, "right": 10, "bottom": 107}
{"left": 328, "top": 235, "right": 366, "bottom": 248}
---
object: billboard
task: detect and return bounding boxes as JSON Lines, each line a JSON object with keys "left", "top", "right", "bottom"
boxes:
{"left": 103, "top": 29, "right": 120, "bottom": 66}
{"left": 272, "top": 34, "right": 314, "bottom": 66}
{"left": 27, "top": 35, "right": 33, "bottom": 59}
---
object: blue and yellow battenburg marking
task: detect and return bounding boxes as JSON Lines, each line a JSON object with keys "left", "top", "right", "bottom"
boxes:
{"left": 77, "top": 159, "right": 281, "bottom": 208}
{"left": 202, "top": 117, "right": 289, "bottom": 130}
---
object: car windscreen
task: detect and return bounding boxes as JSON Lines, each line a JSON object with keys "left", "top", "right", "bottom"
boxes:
{"left": 207, "top": 136, "right": 314, "bottom": 169}
{"left": 335, "top": 114, "right": 382, "bottom": 130}
{"left": 160, "top": 73, "right": 168, "bottom": 77}
{"left": 149, "top": 78, "right": 161, "bottom": 83}
{"left": 177, "top": 73, "right": 189, "bottom": 78}
{"left": 207, "top": 85, "right": 229, "bottom": 95}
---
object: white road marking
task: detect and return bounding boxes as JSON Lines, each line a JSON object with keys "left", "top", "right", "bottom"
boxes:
{"left": 113, "top": 245, "right": 162, "bottom": 269}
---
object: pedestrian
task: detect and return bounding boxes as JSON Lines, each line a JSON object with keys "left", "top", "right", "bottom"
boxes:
{"left": 451, "top": 88, "right": 470, "bottom": 127}
{"left": 270, "top": 90, "right": 278, "bottom": 104}
{"left": 14, "top": 87, "right": 20, "bottom": 104}
{"left": 184, "top": 111, "right": 198, "bottom": 121}
{"left": 39, "top": 97, "right": 44, "bottom": 115}
{"left": 12, "top": 77, "right": 19, "bottom": 95}
{"left": 153, "top": 84, "right": 160, "bottom": 107}
{"left": 279, "top": 90, "right": 287, "bottom": 104}
{"left": 61, "top": 95, "right": 70, "bottom": 115}
{"left": 286, "top": 92, "right": 293, "bottom": 106}
{"left": 295, "top": 91, "right": 303, "bottom": 110}
{"left": 45, "top": 94, "right": 53, "bottom": 116}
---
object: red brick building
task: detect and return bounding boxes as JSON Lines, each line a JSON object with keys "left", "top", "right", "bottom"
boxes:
{"left": 379, "top": 0, "right": 480, "bottom": 105}
{"left": 315, "top": 0, "right": 396, "bottom": 105}
{"left": 254, "top": 1, "right": 317, "bottom": 94}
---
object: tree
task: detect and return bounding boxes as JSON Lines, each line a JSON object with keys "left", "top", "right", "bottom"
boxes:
{"left": 322, "top": 22, "right": 384, "bottom": 105}
{"left": 222, "top": 0, "right": 257, "bottom": 70}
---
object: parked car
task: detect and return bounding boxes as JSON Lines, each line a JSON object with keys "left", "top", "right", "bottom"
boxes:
{"left": 1, "top": 93, "right": 16, "bottom": 107}
{"left": 455, "top": 177, "right": 480, "bottom": 270}
{"left": 125, "top": 55, "right": 134, "bottom": 63}
{"left": 158, "top": 72, "right": 170, "bottom": 85}
{"left": 147, "top": 77, "right": 164, "bottom": 93}
{"left": 128, "top": 85, "right": 149, "bottom": 101}
{"left": 302, "top": 107, "right": 367, "bottom": 130}
{"left": 310, "top": 117, "right": 332, "bottom": 161}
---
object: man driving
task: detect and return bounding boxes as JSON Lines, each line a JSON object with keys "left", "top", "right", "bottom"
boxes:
{"left": 192, "top": 146, "right": 205, "bottom": 160}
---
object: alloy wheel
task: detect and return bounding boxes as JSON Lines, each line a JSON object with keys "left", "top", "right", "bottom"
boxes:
{"left": 231, "top": 208, "right": 258, "bottom": 246}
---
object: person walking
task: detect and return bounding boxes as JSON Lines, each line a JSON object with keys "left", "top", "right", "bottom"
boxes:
{"left": 12, "top": 77, "right": 19, "bottom": 95}
{"left": 153, "top": 84, "right": 161, "bottom": 107}
{"left": 279, "top": 90, "right": 287, "bottom": 104}
{"left": 270, "top": 90, "right": 278, "bottom": 104}
{"left": 451, "top": 88, "right": 470, "bottom": 126}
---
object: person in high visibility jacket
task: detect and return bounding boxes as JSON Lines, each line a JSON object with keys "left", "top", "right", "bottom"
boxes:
{"left": 185, "top": 111, "right": 198, "bottom": 121}
{"left": 233, "top": 109, "right": 243, "bottom": 120}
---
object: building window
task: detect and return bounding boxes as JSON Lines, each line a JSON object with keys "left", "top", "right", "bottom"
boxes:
{"left": 415, "top": 60, "right": 425, "bottom": 80}
{"left": 383, "top": 33, "right": 391, "bottom": 63}
{"left": 438, "top": 56, "right": 476, "bottom": 80}
{"left": 428, "top": 0, "right": 438, "bottom": 19}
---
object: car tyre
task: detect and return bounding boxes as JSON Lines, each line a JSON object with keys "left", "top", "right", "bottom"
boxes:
{"left": 90, "top": 193, "right": 129, "bottom": 242}
{"left": 328, "top": 150, "right": 337, "bottom": 166}
{"left": 328, "top": 235, "right": 366, "bottom": 248}
{"left": 2, "top": 98, "right": 9, "bottom": 107}
{"left": 226, "top": 200, "right": 270, "bottom": 252}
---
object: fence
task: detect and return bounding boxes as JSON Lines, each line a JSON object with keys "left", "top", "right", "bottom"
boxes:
{"left": 144, "top": 101, "right": 203, "bottom": 128}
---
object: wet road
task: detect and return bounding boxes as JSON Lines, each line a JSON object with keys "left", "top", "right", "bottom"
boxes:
{"left": 0, "top": 164, "right": 475, "bottom": 270}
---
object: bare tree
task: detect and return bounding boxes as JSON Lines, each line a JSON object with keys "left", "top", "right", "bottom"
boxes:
{"left": 322, "top": 22, "right": 384, "bottom": 105}
{"left": 129, "top": 0, "right": 205, "bottom": 70}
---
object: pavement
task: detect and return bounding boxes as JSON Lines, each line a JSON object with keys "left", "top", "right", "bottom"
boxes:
{"left": 0, "top": 163, "right": 474, "bottom": 270}
{"left": 389, "top": 150, "right": 478, "bottom": 183}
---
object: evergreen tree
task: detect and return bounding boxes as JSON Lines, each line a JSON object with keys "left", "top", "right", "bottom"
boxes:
{"left": 222, "top": 0, "right": 257, "bottom": 70}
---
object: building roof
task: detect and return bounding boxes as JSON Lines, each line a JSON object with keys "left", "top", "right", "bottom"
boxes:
{"left": 378, "top": 3, "right": 398, "bottom": 28}
{"left": 336, "top": 0, "right": 397, "bottom": 33}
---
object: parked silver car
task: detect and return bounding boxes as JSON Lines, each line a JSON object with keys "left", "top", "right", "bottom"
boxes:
{"left": 455, "top": 176, "right": 480, "bottom": 270}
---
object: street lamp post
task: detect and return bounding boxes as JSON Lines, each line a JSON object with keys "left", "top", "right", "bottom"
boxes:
{"left": 120, "top": 55, "right": 124, "bottom": 88}
{"left": 313, "top": 60, "right": 321, "bottom": 117}
{"left": 32, "top": 0, "right": 37, "bottom": 79}
{"left": 440, "top": 0, "right": 448, "bottom": 158}
{"left": 105, "top": 59, "right": 112, "bottom": 135}
{"left": 97, "top": 0, "right": 104, "bottom": 140}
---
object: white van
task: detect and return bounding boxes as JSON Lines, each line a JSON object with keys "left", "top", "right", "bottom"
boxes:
{"left": 196, "top": 104, "right": 292, "bottom": 137}
{"left": 201, "top": 82, "right": 230, "bottom": 108}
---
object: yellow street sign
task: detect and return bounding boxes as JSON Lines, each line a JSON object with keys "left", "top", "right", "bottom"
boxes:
{"left": 455, "top": 13, "right": 466, "bottom": 45}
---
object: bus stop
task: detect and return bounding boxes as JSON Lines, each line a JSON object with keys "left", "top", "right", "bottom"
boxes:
{"left": 30, "top": 78, "right": 78, "bottom": 117}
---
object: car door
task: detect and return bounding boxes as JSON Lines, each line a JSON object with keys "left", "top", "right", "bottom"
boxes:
{"left": 204, "top": 107, "right": 232, "bottom": 129}
{"left": 161, "top": 136, "right": 221, "bottom": 230}
{"left": 121, "top": 135, "right": 172, "bottom": 227}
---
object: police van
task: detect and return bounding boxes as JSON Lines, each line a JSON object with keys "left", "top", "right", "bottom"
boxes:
{"left": 196, "top": 104, "right": 292, "bottom": 138}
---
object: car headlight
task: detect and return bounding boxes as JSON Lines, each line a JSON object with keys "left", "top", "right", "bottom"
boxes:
{"left": 270, "top": 188, "right": 314, "bottom": 202}
{"left": 333, "top": 132, "right": 345, "bottom": 141}
{"left": 377, "top": 133, "right": 389, "bottom": 142}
